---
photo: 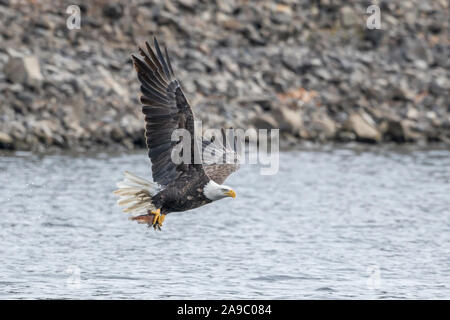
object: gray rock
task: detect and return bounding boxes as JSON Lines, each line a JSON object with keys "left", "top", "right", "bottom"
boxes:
{"left": 218, "top": 55, "right": 240, "bottom": 77}
{"left": 252, "top": 113, "right": 278, "bottom": 129}
{"left": 383, "top": 119, "right": 421, "bottom": 142}
{"left": 314, "top": 68, "right": 332, "bottom": 80}
{"left": 194, "top": 78, "right": 212, "bottom": 94}
{"left": 340, "top": 7, "right": 360, "bottom": 28}
{"left": 311, "top": 112, "right": 337, "bottom": 138}
{"left": 178, "top": 0, "right": 196, "bottom": 11}
{"left": 0, "top": 132, "right": 13, "bottom": 145}
{"left": 243, "top": 25, "right": 266, "bottom": 45}
{"left": 345, "top": 112, "right": 381, "bottom": 143}
{"left": 98, "top": 67, "right": 128, "bottom": 98}
{"left": 272, "top": 106, "right": 302, "bottom": 135}
{"left": 9, "top": 121, "right": 27, "bottom": 140}
{"left": 217, "top": 0, "right": 235, "bottom": 14}
{"left": 103, "top": 3, "right": 124, "bottom": 19}
{"left": 430, "top": 76, "right": 449, "bottom": 95}
{"left": 281, "top": 48, "right": 309, "bottom": 73}
{"left": 3, "top": 55, "right": 43, "bottom": 88}
{"left": 32, "top": 120, "right": 56, "bottom": 144}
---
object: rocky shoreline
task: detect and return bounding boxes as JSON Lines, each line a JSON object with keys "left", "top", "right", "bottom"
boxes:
{"left": 0, "top": 0, "right": 449, "bottom": 152}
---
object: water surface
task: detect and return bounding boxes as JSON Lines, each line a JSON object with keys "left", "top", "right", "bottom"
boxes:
{"left": 0, "top": 146, "right": 449, "bottom": 299}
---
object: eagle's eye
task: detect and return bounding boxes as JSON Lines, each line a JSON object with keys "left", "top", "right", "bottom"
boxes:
{"left": 222, "top": 188, "right": 236, "bottom": 199}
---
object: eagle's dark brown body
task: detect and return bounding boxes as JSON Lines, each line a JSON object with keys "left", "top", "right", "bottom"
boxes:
{"left": 152, "top": 168, "right": 212, "bottom": 213}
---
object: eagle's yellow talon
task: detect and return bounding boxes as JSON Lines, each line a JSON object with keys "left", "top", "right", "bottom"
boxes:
{"left": 151, "top": 211, "right": 159, "bottom": 225}
{"left": 158, "top": 214, "right": 165, "bottom": 226}
{"left": 150, "top": 209, "right": 163, "bottom": 230}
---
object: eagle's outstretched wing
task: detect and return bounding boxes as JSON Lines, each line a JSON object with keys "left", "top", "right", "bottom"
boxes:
{"left": 132, "top": 38, "right": 199, "bottom": 187}
{"left": 202, "top": 128, "right": 240, "bottom": 185}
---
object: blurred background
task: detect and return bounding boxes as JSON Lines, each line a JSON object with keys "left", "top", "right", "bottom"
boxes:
{"left": 0, "top": 0, "right": 449, "bottom": 300}
{"left": 0, "top": 0, "right": 448, "bottom": 151}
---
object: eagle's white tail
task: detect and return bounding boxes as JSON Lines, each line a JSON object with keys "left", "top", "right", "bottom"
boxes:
{"left": 114, "top": 171, "right": 161, "bottom": 216}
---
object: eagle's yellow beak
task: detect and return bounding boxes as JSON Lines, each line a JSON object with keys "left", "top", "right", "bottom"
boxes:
{"left": 225, "top": 189, "right": 236, "bottom": 199}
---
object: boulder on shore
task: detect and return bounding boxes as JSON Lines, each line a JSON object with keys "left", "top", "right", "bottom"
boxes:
{"left": 345, "top": 112, "right": 381, "bottom": 143}
{"left": 3, "top": 55, "right": 43, "bottom": 88}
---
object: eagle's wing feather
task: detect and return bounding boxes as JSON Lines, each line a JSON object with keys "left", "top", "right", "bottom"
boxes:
{"left": 202, "top": 128, "right": 240, "bottom": 184}
{"left": 132, "top": 38, "right": 199, "bottom": 187}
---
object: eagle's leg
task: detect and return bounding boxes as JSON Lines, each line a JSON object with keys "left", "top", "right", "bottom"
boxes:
{"left": 151, "top": 209, "right": 164, "bottom": 230}
{"left": 155, "top": 214, "right": 165, "bottom": 231}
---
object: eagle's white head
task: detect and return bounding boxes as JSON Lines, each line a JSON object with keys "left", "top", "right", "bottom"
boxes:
{"left": 203, "top": 180, "right": 236, "bottom": 201}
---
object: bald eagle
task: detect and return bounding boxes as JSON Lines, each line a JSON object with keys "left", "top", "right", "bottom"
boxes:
{"left": 114, "top": 38, "right": 240, "bottom": 230}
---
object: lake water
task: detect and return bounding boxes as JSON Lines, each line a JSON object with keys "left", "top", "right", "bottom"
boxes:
{"left": 0, "top": 145, "right": 449, "bottom": 299}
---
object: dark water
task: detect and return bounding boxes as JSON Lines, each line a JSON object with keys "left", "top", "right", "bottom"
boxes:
{"left": 0, "top": 146, "right": 449, "bottom": 299}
